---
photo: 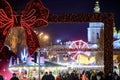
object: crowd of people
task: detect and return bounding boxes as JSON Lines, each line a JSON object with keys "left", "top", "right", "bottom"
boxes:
{"left": 53, "top": 70, "right": 120, "bottom": 80}
{"left": 0, "top": 70, "right": 120, "bottom": 80}
{"left": 41, "top": 70, "right": 120, "bottom": 80}
{"left": 0, "top": 73, "right": 19, "bottom": 80}
{"left": 42, "top": 71, "right": 55, "bottom": 80}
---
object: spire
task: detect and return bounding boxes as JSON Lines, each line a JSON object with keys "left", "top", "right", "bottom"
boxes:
{"left": 94, "top": 1, "right": 100, "bottom": 13}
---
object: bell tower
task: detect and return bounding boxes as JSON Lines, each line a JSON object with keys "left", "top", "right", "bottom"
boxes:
{"left": 88, "top": 22, "right": 104, "bottom": 43}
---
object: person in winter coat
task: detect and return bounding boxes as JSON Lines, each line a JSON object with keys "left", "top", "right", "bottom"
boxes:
{"left": 48, "top": 71, "right": 55, "bottom": 80}
{"left": 42, "top": 72, "right": 49, "bottom": 80}
{"left": 10, "top": 73, "right": 19, "bottom": 80}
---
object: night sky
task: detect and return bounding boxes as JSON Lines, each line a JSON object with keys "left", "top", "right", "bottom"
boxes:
{"left": 37, "top": 23, "right": 89, "bottom": 43}
{"left": 8, "top": 0, "right": 120, "bottom": 26}
{"left": 7, "top": 0, "right": 120, "bottom": 43}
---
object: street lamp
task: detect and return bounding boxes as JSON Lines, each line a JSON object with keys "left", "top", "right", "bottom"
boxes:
{"left": 43, "top": 35, "right": 49, "bottom": 40}
{"left": 37, "top": 32, "right": 49, "bottom": 80}
{"left": 38, "top": 32, "right": 43, "bottom": 38}
{"left": 38, "top": 32, "right": 49, "bottom": 46}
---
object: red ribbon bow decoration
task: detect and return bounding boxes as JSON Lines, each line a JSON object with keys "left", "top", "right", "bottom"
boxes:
{"left": 0, "top": 0, "right": 49, "bottom": 55}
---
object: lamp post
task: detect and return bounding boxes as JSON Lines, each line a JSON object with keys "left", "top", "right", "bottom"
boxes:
{"left": 38, "top": 50, "right": 40, "bottom": 80}
{"left": 37, "top": 32, "right": 49, "bottom": 80}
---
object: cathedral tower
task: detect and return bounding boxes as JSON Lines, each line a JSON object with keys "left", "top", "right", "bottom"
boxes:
{"left": 88, "top": 22, "right": 104, "bottom": 43}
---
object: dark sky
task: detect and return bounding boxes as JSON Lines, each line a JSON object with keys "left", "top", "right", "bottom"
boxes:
{"left": 7, "top": 0, "right": 120, "bottom": 43}
{"left": 8, "top": 0, "right": 120, "bottom": 28}
{"left": 37, "top": 23, "right": 89, "bottom": 43}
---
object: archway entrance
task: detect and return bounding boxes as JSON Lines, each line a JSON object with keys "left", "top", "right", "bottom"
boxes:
{"left": 48, "top": 13, "right": 114, "bottom": 75}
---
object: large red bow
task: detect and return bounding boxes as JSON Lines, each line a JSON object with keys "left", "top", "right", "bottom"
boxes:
{"left": 0, "top": 0, "right": 49, "bottom": 55}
